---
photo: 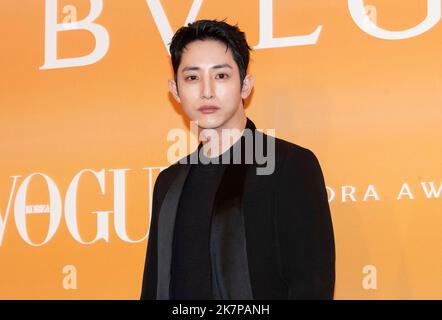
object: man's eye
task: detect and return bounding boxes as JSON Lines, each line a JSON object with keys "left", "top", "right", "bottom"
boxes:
{"left": 185, "top": 75, "right": 198, "bottom": 81}
{"left": 216, "top": 73, "right": 229, "bottom": 79}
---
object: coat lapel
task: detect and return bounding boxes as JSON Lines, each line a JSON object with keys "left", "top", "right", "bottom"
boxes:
{"left": 156, "top": 163, "right": 191, "bottom": 300}
{"left": 210, "top": 159, "right": 254, "bottom": 299}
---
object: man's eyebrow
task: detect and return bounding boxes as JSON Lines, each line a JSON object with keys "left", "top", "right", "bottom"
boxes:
{"left": 212, "top": 63, "right": 232, "bottom": 70}
{"left": 181, "top": 66, "right": 200, "bottom": 72}
{"left": 181, "top": 64, "right": 233, "bottom": 72}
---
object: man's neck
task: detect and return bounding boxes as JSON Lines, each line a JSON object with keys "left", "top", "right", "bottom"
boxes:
{"left": 200, "top": 116, "right": 247, "bottom": 159}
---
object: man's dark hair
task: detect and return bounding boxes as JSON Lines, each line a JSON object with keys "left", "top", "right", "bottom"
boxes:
{"left": 169, "top": 19, "right": 252, "bottom": 89}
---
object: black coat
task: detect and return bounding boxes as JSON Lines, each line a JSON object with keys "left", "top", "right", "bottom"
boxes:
{"left": 140, "top": 118, "right": 335, "bottom": 299}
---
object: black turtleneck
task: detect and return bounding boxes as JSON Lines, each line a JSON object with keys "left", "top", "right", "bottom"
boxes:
{"left": 170, "top": 133, "right": 244, "bottom": 300}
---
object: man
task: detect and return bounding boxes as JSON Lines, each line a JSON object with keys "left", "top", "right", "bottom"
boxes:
{"left": 140, "top": 19, "right": 335, "bottom": 300}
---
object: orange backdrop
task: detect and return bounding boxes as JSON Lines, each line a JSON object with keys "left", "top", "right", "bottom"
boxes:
{"left": 1, "top": 0, "right": 441, "bottom": 299}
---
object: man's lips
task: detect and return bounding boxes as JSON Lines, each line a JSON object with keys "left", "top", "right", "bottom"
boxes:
{"left": 198, "top": 106, "right": 219, "bottom": 114}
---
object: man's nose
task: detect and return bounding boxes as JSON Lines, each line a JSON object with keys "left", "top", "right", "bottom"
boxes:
{"left": 201, "top": 76, "right": 214, "bottom": 99}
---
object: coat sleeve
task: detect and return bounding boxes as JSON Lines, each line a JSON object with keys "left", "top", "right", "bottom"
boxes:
{"left": 275, "top": 147, "right": 335, "bottom": 299}
{"left": 140, "top": 173, "right": 163, "bottom": 300}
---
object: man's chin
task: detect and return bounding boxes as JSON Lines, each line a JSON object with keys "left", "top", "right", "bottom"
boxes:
{"left": 193, "top": 117, "right": 224, "bottom": 130}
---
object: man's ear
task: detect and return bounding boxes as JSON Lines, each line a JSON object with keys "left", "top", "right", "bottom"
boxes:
{"left": 241, "top": 74, "right": 254, "bottom": 100}
{"left": 168, "top": 79, "right": 181, "bottom": 103}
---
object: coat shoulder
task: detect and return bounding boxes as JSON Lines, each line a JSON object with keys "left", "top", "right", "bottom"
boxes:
{"left": 270, "top": 134, "right": 321, "bottom": 166}
{"left": 155, "top": 163, "right": 180, "bottom": 189}
{"left": 270, "top": 135, "right": 327, "bottom": 192}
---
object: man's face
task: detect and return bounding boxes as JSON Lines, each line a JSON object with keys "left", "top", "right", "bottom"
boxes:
{"left": 168, "top": 40, "right": 253, "bottom": 131}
